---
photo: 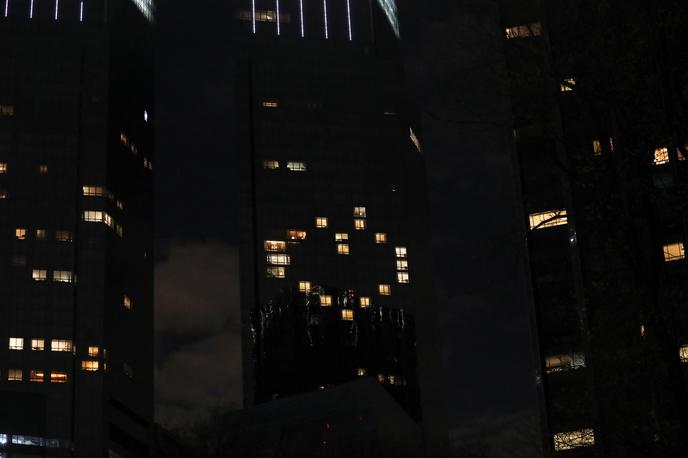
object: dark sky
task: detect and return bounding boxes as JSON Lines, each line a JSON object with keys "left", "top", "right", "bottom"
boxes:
{"left": 154, "top": 0, "right": 539, "bottom": 452}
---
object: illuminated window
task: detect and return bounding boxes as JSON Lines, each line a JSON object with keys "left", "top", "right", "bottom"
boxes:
{"left": 287, "top": 229, "right": 307, "bottom": 240}
{"left": 553, "top": 429, "right": 595, "bottom": 451}
{"left": 299, "top": 281, "right": 311, "bottom": 293}
{"left": 264, "top": 240, "right": 286, "bottom": 252}
{"left": 505, "top": 22, "right": 542, "bottom": 39}
{"left": 335, "top": 233, "right": 349, "bottom": 241}
{"left": 56, "top": 230, "right": 73, "bottom": 242}
{"left": 29, "top": 370, "right": 45, "bottom": 383}
{"left": 397, "top": 272, "right": 410, "bottom": 283}
{"left": 50, "top": 372, "right": 68, "bottom": 383}
{"left": 267, "top": 254, "right": 291, "bottom": 265}
{"left": 353, "top": 206, "right": 367, "bottom": 218}
{"left": 341, "top": 309, "right": 354, "bottom": 321}
{"left": 357, "top": 368, "right": 367, "bottom": 376}
{"left": 123, "top": 295, "right": 133, "bottom": 310}
{"left": 88, "top": 346, "right": 99, "bottom": 357}
{"left": 316, "top": 217, "right": 328, "bottom": 228}
{"left": 263, "top": 160, "right": 280, "bottom": 170}
{"left": 375, "top": 233, "right": 387, "bottom": 244}
{"left": 51, "top": 340, "right": 73, "bottom": 352}
{"left": 376, "top": 373, "right": 385, "bottom": 383}
{"left": 360, "top": 297, "right": 371, "bottom": 308}
{"left": 82, "top": 210, "right": 103, "bottom": 222}
{"left": 354, "top": 219, "right": 366, "bottom": 230}
{"left": 53, "top": 271, "right": 73, "bottom": 283}
{"left": 266, "top": 266, "right": 286, "bottom": 278}
{"left": 395, "top": 246, "right": 407, "bottom": 258}
{"left": 560, "top": 78, "right": 576, "bottom": 92}
{"left": 545, "top": 352, "right": 586, "bottom": 373}
{"left": 261, "top": 100, "right": 279, "bottom": 108}
{"left": 32, "top": 269, "right": 48, "bottom": 281}
{"left": 320, "top": 295, "right": 332, "bottom": 306}
{"left": 409, "top": 128, "right": 422, "bottom": 152}
{"left": 31, "top": 339, "right": 45, "bottom": 351}
{"left": 38, "top": 164, "right": 48, "bottom": 175}
{"left": 663, "top": 242, "right": 685, "bottom": 262}
{"left": 0, "top": 105, "right": 15, "bottom": 116}
{"left": 529, "top": 210, "right": 568, "bottom": 230}
{"left": 654, "top": 147, "right": 670, "bottom": 165}
{"left": 0, "top": 162, "right": 7, "bottom": 173}
{"left": 337, "top": 244, "right": 350, "bottom": 255}
{"left": 8, "top": 369, "right": 23, "bottom": 381}
{"left": 593, "top": 140, "right": 602, "bottom": 156}
{"left": 680, "top": 345, "right": 688, "bottom": 363}
{"left": 236, "top": 9, "right": 290, "bottom": 23}
{"left": 378, "top": 284, "right": 391, "bottom": 296}
{"left": 396, "top": 260, "right": 409, "bottom": 271}
{"left": 15, "top": 228, "right": 27, "bottom": 240}
{"left": 82, "top": 186, "right": 105, "bottom": 197}
{"left": 286, "top": 161, "right": 307, "bottom": 172}
{"left": 9, "top": 337, "right": 24, "bottom": 350}
{"left": 35, "top": 229, "right": 47, "bottom": 240}
{"left": 81, "top": 361, "right": 99, "bottom": 372}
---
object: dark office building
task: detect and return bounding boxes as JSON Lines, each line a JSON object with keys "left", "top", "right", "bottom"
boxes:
{"left": 499, "top": 0, "right": 688, "bottom": 456}
{"left": 0, "top": 1, "right": 154, "bottom": 457}
{"left": 222, "top": 378, "right": 424, "bottom": 458}
{"left": 254, "top": 286, "right": 420, "bottom": 419}
{"left": 231, "top": 0, "right": 444, "bottom": 452}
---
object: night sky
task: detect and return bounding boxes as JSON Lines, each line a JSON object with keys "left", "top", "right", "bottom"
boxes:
{"left": 154, "top": 0, "right": 539, "bottom": 452}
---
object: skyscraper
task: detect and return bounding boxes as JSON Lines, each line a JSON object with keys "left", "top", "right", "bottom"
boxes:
{"left": 500, "top": 0, "right": 688, "bottom": 455}
{"left": 0, "top": 1, "right": 154, "bottom": 457}
{"left": 232, "top": 0, "right": 445, "bottom": 452}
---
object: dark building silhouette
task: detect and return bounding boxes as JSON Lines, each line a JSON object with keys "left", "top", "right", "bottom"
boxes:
{"left": 231, "top": 0, "right": 445, "bottom": 453}
{"left": 499, "top": 0, "right": 688, "bottom": 456}
{"left": 0, "top": 1, "right": 154, "bottom": 457}
{"left": 254, "top": 286, "right": 420, "bottom": 420}
{"left": 222, "top": 378, "right": 423, "bottom": 458}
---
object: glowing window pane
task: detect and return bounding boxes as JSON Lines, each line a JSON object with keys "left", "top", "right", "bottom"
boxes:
{"left": 263, "top": 160, "right": 280, "bottom": 169}
{"left": 397, "top": 272, "right": 409, "bottom": 284}
{"left": 53, "top": 271, "right": 73, "bottom": 283}
{"left": 287, "top": 229, "right": 307, "bottom": 240}
{"left": 395, "top": 246, "right": 407, "bottom": 258}
{"left": 360, "top": 297, "right": 371, "bottom": 308}
{"left": 29, "top": 370, "right": 45, "bottom": 382}
{"left": 50, "top": 372, "right": 68, "bottom": 383}
{"left": 529, "top": 210, "right": 568, "bottom": 230}
{"left": 663, "top": 242, "right": 685, "bottom": 262}
{"left": 123, "top": 295, "right": 133, "bottom": 310}
{"left": 31, "top": 339, "right": 44, "bottom": 351}
{"left": 353, "top": 207, "right": 367, "bottom": 218}
{"left": 378, "top": 284, "right": 391, "bottom": 296}
{"left": 261, "top": 100, "right": 278, "bottom": 108}
{"left": 341, "top": 309, "right": 354, "bottom": 321}
{"left": 264, "top": 240, "right": 286, "bottom": 252}
{"left": 545, "top": 352, "right": 586, "bottom": 373}
{"left": 32, "top": 269, "right": 48, "bottom": 281}
{"left": 357, "top": 368, "right": 367, "bottom": 376}
{"left": 299, "top": 281, "right": 311, "bottom": 293}
{"left": 553, "top": 429, "right": 595, "bottom": 451}
{"left": 337, "top": 244, "right": 350, "bottom": 255}
{"left": 320, "top": 295, "right": 332, "bottom": 306}
{"left": 335, "top": 233, "right": 348, "bottom": 241}
{"left": 354, "top": 219, "right": 366, "bottom": 230}
{"left": 35, "top": 229, "right": 46, "bottom": 240}
{"left": 81, "top": 361, "right": 99, "bottom": 372}
{"left": 0, "top": 162, "right": 8, "bottom": 173}
{"left": 560, "top": 78, "right": 576, "bottom": 92}
{"left": 267, "top": 254, "right": 291, "bottom": 265}
{"left": 593, "top": 140, "right": 602, "bottom": 156}
{"left": 15, "top": 228, "right": 27, "bottom": 240}
{"left": 266, "top": 266, "right": 286, "bottom": 278}
{"left": 505, "top": 22, "right": 542, "bottom": 39}
{"left": 316, "top": 217, "right": 328, "bottom": 228}
{"left": 396, "top": 260, "right": 408, "bottom": 271}
{"left": 51, "top": 339, "right": 73, "bottom": 352}
{"left": 88, "top": 346, "right": 99, "bottom": 357}
{"left": 9, "top": 337, "right": 23, "bottom": 350}
{"left": 654, "top": 147, "right": 670, "bottom": 165}
{"left": 56, "top": 230, "right": 73, "bottom": 242}
{"left": 8, "top": 369, "right": 23, "bottom": 381}
{"left": 680, "top": 345, "right": 688, "bottom": 363}
{"left": 375, "top": 233, "right": 387, "bottom": 244}
{"left": 286, "top": 161, "right": 307, "bottom": 172}
{"left": 82, "top": 186, "right": 105, "bottom": 197}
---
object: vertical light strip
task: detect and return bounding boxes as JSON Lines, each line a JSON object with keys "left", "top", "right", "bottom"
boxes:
{"left": 276, "top": 0, "right": 280, "bottom": 35}
{"left": 323, "top": 0, "right": 328, "bottom": 39}
{"left": 346, "top": 0, "right": 352, "bottom": 40}
{"left": 251, "top": 0, "right": 256, "bottom": 33}
{"left": 54, "top": 0, "right": 59, "bottom": 20}
{"left": 29, "top": 0, "right": 33, "bottom": 18}
{"left": 3, "top": 0, "right": 8, "bottom": 17}
{"left": 79, "top": 1, "right": 83, "bottom": 21}
{"left": 299, "top": 0, "right": 304, "bottom": 37}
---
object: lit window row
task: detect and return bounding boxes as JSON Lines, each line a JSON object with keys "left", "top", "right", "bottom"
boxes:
{"left": 654, "top": 146, "right": 686, "bottom": 165}
{"left": 31, "top": 269, "right": 73, "bottom": 283}
{"left": 267, "top": 253, "right": 291, "bottom": 266}
{"left": 529, "top": 210, "right": 568, "bottom": 230}
{"left": 15, "top": 228, "right": 72, "bottom": 242}
{"left": 267, "top": 266, "right": 286, "bottom": 278}
{"left": 264, "top": 240, "right": 286, "bottom": 252}
{"left": 0, "top": 105, "right": 15, "bottom": 116}
{"left": 545, "top": 352, "right": 586, "bottom": 374}
{"left": 664, "top": 242, "right": 685, "bottom": 262}
{"left": 0, "top": 434, "right": 71, "bottom": 449}
{"left": 8, "top": 338, "right": 73, "bottom": 352}
{"left": 2, "top": 369, "right": 68, "bottom": 383}
{"left": 395, "top": 246, "right": 410, "bottom": 283}
{"left": 505, "top": 22, "right": 542, "bottom": 39}
{"left": 553, "top": 428, "right": 595, "bottom": 451}
{"left": 82, "top": 211, "right": 124, "bottom": 237}
{"left": 261, "top": 100, "right": 279, "bottom": 108}
{"left": 236, "top": 9, "right": 290, "bottom": 23}
{"left": 262, "top": 160, "right": 307, "bottom": 172}
{"left": 82, "top": 186, "right": 124, "bottom": 209}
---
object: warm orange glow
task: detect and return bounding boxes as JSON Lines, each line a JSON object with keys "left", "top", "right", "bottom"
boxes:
{"left": 360, "top": 297, "right": 371, "bottom": 308}
{"left": 395, "top": 246, "right": 408, "bottom": 258}
{"left": 267, "top": 254, "right": 291, "bottom": 266}
{"left": 263, "top": 160, "right": 280, "bottom": 169}
{"left": 51, "top": 340, "right": 72, "bottom": 352}
{"left": 287, "top": 229, "right": 307, "bottom": 240}
{"left": 341, "top": 309, "right": 354, "bottom": 321}
{"left": 337, "top": 244, "right": 350, "bottom": 255}
{"left": 375, "top": 233, "right": 387, "bottom": 244}
{"left": 29, "top": 370, "right": 45, "bottom": 383}
{"left": 529, "top": 210, "right": 568, "bottom": 230}
{"left": 680, "top": 345, "right": 688, "bottom": 363}
{"left": 560, "top": 78, "right": 576, "bottom": 92}
{"left": 316, "top": 217, "right": 328, "bottom": 228}
{"left": 50, "top": 372, "right": 68, "bottom": 383}
{"left": 354, "top": 219, "right": 366, "bottom": 230}
{"left": 545, "top": 353, "right": 586, "bottom": 373}
{"left": 81, "top": 361, "right": 99, "bottom": 372}
{"left": 262, "top": 100, "right": 279, "bottom": 108}
{"left": 31, "top": 339, "right": 45, "bottom": 351}
{"left": 123, "top": 295, "right": 133, "bottom": 310}
{"left": 654, "top": 147, "right": 670, "bottom": 165}
{"left": 663, "top": 242, "right": 685, "bottom": 262}
{"left": 320, "top": 295, "right": 332, "bottom": 306}
{"left": 553, "top": 429, "right": 595, "bottom": 451}
{"left": 299, "top": 281, "right": 311, "bottom": 293}
{"left": 264, "top": 240, "right": 286, "bottom": 252}
{"left": 15, "top": 228, "right": 27, "bottom": 240}
{"left": 378, "top": 284, "right": 391, "bottom": 296}
{"left": 335, "top": 233, "right": 349, "bottom": 242}
{"left": 88, "top": 346, "right": 99, "bottom": 357}
{"left": 593, "top": 140, "right": 602, "bottom": 156}
{"left": 353, "top": 206, "right": 367, "bottom": 218}
{"left": 266, "top": 266, "right": 286, "bottom": 278}
{"left": 397, "top": 272, "right": 410, "bottom": 284}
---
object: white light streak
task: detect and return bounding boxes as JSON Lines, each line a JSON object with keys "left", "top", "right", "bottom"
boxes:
{"left": 323, "top": 0, "right": 328, "bottom": 39}
{"left": 29, "top": 0, "right": 33, "bottom": 18}
{"left": 54, "top": 0, "right": 59, "bottom": 20}
{"left": 251, "top": 0, "right": 256, "bottom": 33}
{"left": 276, "top": 0, "right": 280, "bottom": 35}
{"left": 79, "top": 1, "right": 83, "bottom": 21}
{"left": 346, "top": 0, "right": 352, "bottom": 40}
{"left": 299, "top": 0, "right": 304, "bottom": 37}
{"left": 4, "top": 0, "right": 8, "bottom": 17}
